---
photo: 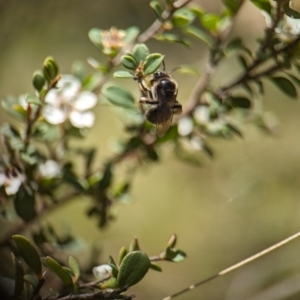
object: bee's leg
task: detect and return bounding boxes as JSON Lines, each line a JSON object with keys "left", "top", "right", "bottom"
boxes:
{"left": 172, "top": 103, "right": 183, "bottom": 115}
{"left": 145, "top": 107, "right": 158, "bottom": 124}
{"left": 139, "top": 97, "right": 158, "bottom": 105}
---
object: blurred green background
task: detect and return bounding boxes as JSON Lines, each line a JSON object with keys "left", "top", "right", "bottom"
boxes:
{"left": 1, "top": 1, "right": 300, "bottom": 299}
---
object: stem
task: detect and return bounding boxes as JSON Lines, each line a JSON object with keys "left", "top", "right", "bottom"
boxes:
{"left": 162, "top": 231, "right": 300, "bottom": 300}
{"left": 44, "top": 287, "right": 134, "bottom": 300}
{"left": 138, "top": 0, "right": 193, "bottom": 43}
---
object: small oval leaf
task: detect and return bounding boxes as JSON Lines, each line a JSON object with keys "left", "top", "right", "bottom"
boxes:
{"left": 124, "top": 26, "right": 140, "bottom": 44}
{"left": 118, "top": 246, "right": 128, "bottom": 265}
{"left": 88, "top": 28, "right": 103, "bottom": 49}
{"left": 228, "top": 96, "right": 251, "bottom": 109}
{"left": 150, "top": 1, "right": 163, "bottom": 21}
{"left": 68, "top": 256, "right": 80, "bottom": 280}
{"left": 173, "top": 8, "right": 195, "bottom": 27}
{"left": 113, "top": 71, "right": 134, "bottom": 78}
{"left": 102, "top": 84, "right": 136, "bottom": 108}
{"left": 121, "top": 55, "right": 138, "bottom": 70}
{"left": 185, "top": 25, "right": 214, "bottom": 48}
{"left": 14, "top": 187, "right": 36, "bottom": 222}
{"left": 143, "top": 53, "right": 165, "bottom": 75}
{"left": 149, "top": 262, "right": 162, "bottom": 272}
{"left": 269, "top": 76, "right": 297, "bottom": 99}
{"left": 12, "top": 235, "right": 42, "bottom": 279}
{"left": 43, "top": 256, "right": 74, "bottom": 290}
{"left": 132, "top": 44, "right": 150, "bottom": 64}
{"left": 117, "top": 251, "right": 150, "bottom": 288}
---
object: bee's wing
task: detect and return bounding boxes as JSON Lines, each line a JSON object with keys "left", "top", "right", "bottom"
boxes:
{"left": 155, "top": 103, "right": 173, "bottom": 137}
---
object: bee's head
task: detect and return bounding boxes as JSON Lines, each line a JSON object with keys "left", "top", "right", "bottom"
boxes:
{"left": 150, "top": 71, "right": 170, "bottom": 84}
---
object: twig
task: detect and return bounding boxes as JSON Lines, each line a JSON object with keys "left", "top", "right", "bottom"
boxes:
{"left": 44, "top": 287, "right": 134, "bottom": 300}
{"left": 29, "top": 273, "right": 46, "bottom": 300}
{"left": 137, "top": 0, "right": 193, "bottom": 43}
{"left": 162, "top": 231, "right": 300, "bottom": 300}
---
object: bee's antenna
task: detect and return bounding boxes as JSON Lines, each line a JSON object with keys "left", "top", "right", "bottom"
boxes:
{"left": 169, "top": 66, "right": 181, "bottom": 74}
{"left": 162, "top": 60, "right": 166, "bottom": 71}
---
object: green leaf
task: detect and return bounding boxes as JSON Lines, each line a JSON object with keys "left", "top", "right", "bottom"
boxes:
{"left": 222, "top": 0, "right": 242, "bottom": 15}
{"left": 43, "top": 56, "right": 59, "bottom": 82}
{"left": 121, "top": 55, "right": 138, "bottom": 70}
{"left": 124, "top": 26, "right": 140, "bottom": 44}
{"left": 88, "top": 28, "right": 103, "bottom": 49}
{"left": 113, "top": 70, "right": 134, "bottom": 78}
{"left": 26, "top": 94, "right": 42, "bottom": 106}
{"left": 185, "top": 25, "right": 214, "bottom": 48}
{"left": 228, "top": 96, "right": 251, "bottom": 109}
{"left": 143, "top": 53, "right": 165, "bottom": 75}
{"left": 287, "top": 73, "right": 300, "bottom": 89}
{"left": 118, "top": 247, "right": 128, "bottom": 265}
{"left": 129, "top": 237, "right": 140, "bottom": 252}
{"left": 238, "top": 55, "right": 248, "bottom": 69}
{"left": 23, "top": 275, "right": 38, "bottom": 287}
{"left": 177, "top": 65, "right": 200, "bottom": 76}
{"left": 200, "top": 13, "right": 219, "bottom": 31}
{"left": 109, "top": 256, "right": 119, "bottom": 278}
{"left": 155, "top": 33, "right": 191, "bottom": 47}
{"left": 117, "top": 251, "right": 150, "bottom": 288}
{"left": 150, "top": 1, "right": 163, "bottom": 21}
{"left": 14, "top": 188, "right": 36, "bottom": 222}
{"left": 12, "top": 235, "right": 42, "bottom": 279}
{"left": 32, "top": 70, "right": 45, "bottom": 92}
{"left": 132, "top": 44, "right": 150, "bottom": 64}
{"left": 149, "top": 262, "right": 162, "bottom": 272}
{"left": 98, "top": 163, "right": 113, "bottom": 190}
{"left": 283, "top": 2, "right": 300, "bottom": 19}
{"left": 2, "top": 96, "right": 26, "bottom": 121}
{"left": 102, "top": 84, "right": 136, "bottom": 108}
{"left": 269, "top": 76, "right": 297, "bottom": 99}
{"left": 12, "top": 254, "right": 24, "bottom": 299}
{"left": 173, "top": 8, "right": 195, "bottom": 27}
{"left": 165, "top": 247, "right": 186, "bottom": 262}
{"left": 68, "top": 256, "right": 80, "bottom": 280}
{"left": 250, "top": 0, "right": 271, "bottom": 14}
{"left": 43, "top": 257, "right": 74, "bottom": 290}
{"left": 226, "top": 37, "right": 242, "bottom": 53}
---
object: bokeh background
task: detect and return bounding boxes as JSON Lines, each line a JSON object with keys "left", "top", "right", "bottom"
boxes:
{"left": 1, "top": 0, "right": 300, "bottom": 299}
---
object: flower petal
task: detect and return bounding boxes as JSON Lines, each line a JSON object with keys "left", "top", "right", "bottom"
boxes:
{"left": 73, "top": 91, "right": 98, "bottom": 111}
{"left": 39, "top": 160, "right": 61, "bottom": 178}
{"left": 93, "top": 264, "right": 113, "bottom": 280}
{"left": 70, "top": 110, "right": 95, "bottom": 128}
{"left": 57, "top": 75, "right": 81, "bottom": 99}
{"left": 178, "top": 117, "right": 193, "bottom": 136}
{"left": 43, "top": 106, "right": 67, "bottom": 125}
{"left": 5, "top": 175, "right": 23, "bottom": 195}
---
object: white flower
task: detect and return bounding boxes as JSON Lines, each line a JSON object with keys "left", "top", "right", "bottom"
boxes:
{"left": 283, "top": 15, "right": 300, "bottom": 35}
{"left": 178, "top": 117, "right": 193, "bottom": 136}
{"left": 190, "top": 136, "right": 203, "bottom": 150}
{"left": 38, "top": 160, "right": 61, "bottom": 178}
{"left": 43, "top": 75, "right": 98, "bottom": 128}
{"left": 92, "top": 264, "right": 113, "bottom": 280}
{"left": 194, "top": 106, "right": 210, "bottom": 124}
{"left": 0, "top": 169, "right": 24, "bottom": 195}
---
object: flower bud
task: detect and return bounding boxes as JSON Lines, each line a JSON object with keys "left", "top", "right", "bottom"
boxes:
{"left": 43, "top": 56, "right": 59, "bottom": 82}
{"left": 32, "top": 70, "right": 45, "bottom": 91}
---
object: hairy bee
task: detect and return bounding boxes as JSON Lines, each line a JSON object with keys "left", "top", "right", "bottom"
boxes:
{"left": 138, "top": 69, "right": 182, "bottom": 137}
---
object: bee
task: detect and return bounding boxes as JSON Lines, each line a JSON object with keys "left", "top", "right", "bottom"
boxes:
{"left": 137, "top": 67, "right": 182, "bottom": 137}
